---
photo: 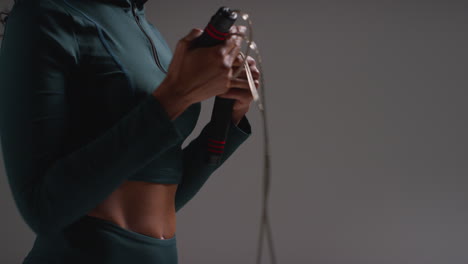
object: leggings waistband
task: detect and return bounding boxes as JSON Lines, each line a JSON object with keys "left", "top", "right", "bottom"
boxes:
{"left": 24, "top": 215, "right": 178, "bottom": 264}
{"left": 81, "top": 215, "right": 177, "bottom": 246}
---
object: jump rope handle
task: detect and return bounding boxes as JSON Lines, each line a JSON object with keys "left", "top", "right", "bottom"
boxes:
{"left": 188, "top": 7, "right": 238, "bottom": 165}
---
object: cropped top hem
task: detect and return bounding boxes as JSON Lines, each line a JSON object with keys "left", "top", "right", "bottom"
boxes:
{"left": 231, "top": 114, "right": 252, "bottom": 136}
{"left": 144, "top": 93, "right": 185, "bottom": 141}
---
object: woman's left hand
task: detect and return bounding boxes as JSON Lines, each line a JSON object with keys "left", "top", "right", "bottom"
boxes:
{"left": 217, "top": 54, "right": 261, "bottom": 126}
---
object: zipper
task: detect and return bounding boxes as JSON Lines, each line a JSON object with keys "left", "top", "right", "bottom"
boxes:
{"left": 131, "top": 1, "right": 167, "bottom": 74}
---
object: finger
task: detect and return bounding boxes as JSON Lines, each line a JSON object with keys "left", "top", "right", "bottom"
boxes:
{"left": 229, "top": 77, "right": 260, "bottom": 89}
{"left": 232, "top": 55, "right": 258, "bottom": 79}
{"left": 226, "top": 44, "right": 241, "bottom": 66}
{"left": 217, "top": 88, "right": 254, "bottom": 102}
{"left": 168, "top": 28, "right": 203, "bottom": 75}
{"left": 222, "top": 38, "right": 240, "bottom": 67}
{"left": 225, "top": 25, "right": 246, "bottom": 55}
{"left": 225, "top": 33, "right": 242, "bottom": 57}
{"left": 181, "top": 28, "right": 203, "bottom": 43}
{"left": 233, "top": 54, "right": 256, "bottom": 67}
{"left": 249, "top": 64, "right": 261, "bottom": 80}
{"left": 231, "top": 65, "right": 260, "bottom": 80}
{"left": 221, "top": 26, "right": 236, "bottom": 55}
{"left": 245, "top": 56, "right": 257, "bottom": 68}
{"left": 229, "top": 25, "right": 247, "bottom": 39}
{"left": 232, "top": 54, "right": 244, "bottom": 67}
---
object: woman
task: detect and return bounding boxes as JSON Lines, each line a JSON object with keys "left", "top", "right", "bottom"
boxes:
{"left": 0, "top": 0, "right": 260, "bottom": 263}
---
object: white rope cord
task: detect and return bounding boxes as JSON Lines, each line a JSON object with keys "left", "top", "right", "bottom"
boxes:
{"left": 238, "top": 51, "right": 259, "bottom": 104}
{"left": 230, "top": 10, "right": 277, "bottom": 264}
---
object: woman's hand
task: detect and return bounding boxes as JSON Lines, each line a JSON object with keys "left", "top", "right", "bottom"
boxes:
{"left": 153, "top": 26, "right": 247, "bottom": 120}
{"left": 156, "top": 26, "right": 247, "bottom": 106}
{"left": 217, "top": 53, "right": 261, "bottom": 126}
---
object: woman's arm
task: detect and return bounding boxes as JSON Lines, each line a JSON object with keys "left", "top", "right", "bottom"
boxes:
{"left": 145, "top": 21, "right": 253, "bottom": 211}
{"left": 175, "top": 114, "right": 252, "bottom": 212}
{"left": 0, "top": 0, "right": 185, "bottom": 235}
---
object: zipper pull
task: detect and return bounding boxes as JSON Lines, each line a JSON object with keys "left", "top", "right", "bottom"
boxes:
{"left": 132, "top": 3, "right": 139, "bottom": 22}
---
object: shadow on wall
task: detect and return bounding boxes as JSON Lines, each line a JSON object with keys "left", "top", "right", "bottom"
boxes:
{"left": 1, "top": 1, "right": 13, "bottom": 39}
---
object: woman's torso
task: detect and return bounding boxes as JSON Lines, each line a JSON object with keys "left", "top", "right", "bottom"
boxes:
{"left": 58, "top": 0, "right": 200, "bottom": 240}
{"left": 87, "top": 182, "right": 178, "bottom": 239}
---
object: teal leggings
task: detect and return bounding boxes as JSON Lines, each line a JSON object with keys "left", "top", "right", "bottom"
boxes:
{"left": 23, "top": 215, "right": 178, "bottom": 264}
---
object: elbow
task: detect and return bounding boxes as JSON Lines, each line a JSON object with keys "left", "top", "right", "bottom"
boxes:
{"left": 16, "top": 189, "right": 67, "bottom": 236}
{"left": 25, "top": 207, "right": 73, "bottom": 236}
{"left": 27, "top": 218, "right": 55, "bottom": 236}
{"left": 20, "top": 202, "right": 61, "bottom": 236}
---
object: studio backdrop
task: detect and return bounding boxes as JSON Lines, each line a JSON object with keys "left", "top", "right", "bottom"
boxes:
{"left": 1, "top": 0, "right": 468, "bottom": 263}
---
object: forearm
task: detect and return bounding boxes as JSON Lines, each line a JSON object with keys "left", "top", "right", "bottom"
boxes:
{"left": 175, "top": 115, "right": 252, "bottom": 212}
{"left": 1, "top": 94, "right": 185, "bottom": 235}
{"left": 152, "top": 79, "right": 193, "bottom": 121}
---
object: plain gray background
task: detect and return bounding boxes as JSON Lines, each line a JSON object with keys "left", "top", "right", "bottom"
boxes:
{"left": 2, "top": 0, "right": 468, "bottom": 263}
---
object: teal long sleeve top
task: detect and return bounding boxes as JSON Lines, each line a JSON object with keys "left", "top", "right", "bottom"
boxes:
{"left": 0, "top": 0, "right": 251, "bottom": 236}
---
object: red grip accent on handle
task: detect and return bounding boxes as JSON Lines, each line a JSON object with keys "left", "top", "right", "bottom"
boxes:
{"left": 208, "top": 138, "right": 226, "bottom": 144}
{"left": 208, "top": 23, "right": 229, "bottom": 36}
{"left": 205, "top": 27, "right": 226, "bottom": 40}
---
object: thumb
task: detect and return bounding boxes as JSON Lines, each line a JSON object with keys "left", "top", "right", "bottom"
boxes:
{"left": 181, "top": 28, "right": 203, "bottom": 43}
{"left": 166, "top": 28, "right": 203, "bottom": 78}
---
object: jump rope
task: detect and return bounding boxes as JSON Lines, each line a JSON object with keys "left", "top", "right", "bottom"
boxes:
{"left": 1, "top": 5, "right": 276, "bottom": 264}
{"left": 189, "top": 7, "right": 277, "bottom": 264}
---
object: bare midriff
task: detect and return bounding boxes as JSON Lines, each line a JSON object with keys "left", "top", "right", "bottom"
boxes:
{"left": 86, "top": 89, "right": 190, "bottom": 240}
{"left": 86, "top": 180, "right": 178, "bottom": 240}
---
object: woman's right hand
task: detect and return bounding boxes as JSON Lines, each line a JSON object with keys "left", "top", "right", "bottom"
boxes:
{"left": 156, "top": 26, "right": 247, "bottom": 105}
